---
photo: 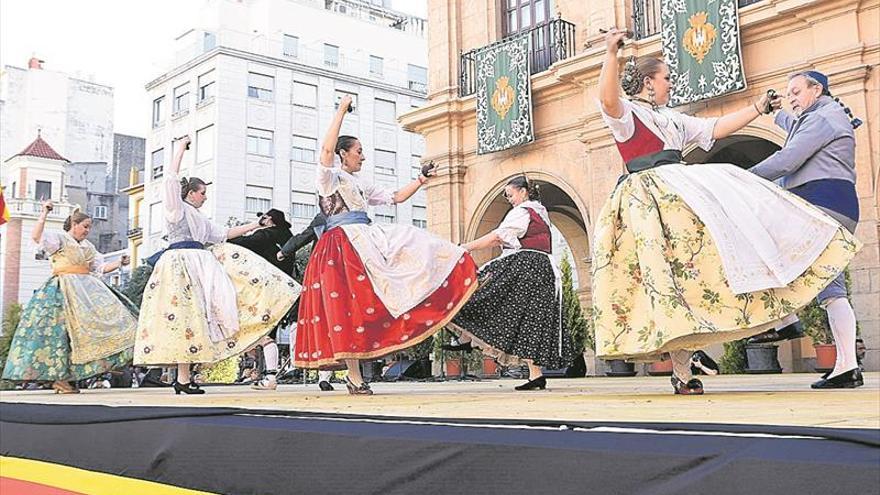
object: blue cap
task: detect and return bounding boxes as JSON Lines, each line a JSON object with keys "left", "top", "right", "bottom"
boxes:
{"left": 804, "top": 70, "right": 829, "bottom": 91}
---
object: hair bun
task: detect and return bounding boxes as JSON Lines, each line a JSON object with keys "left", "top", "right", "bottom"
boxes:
{"left": 621, "top": 57, "right": 643, "bottom": 97}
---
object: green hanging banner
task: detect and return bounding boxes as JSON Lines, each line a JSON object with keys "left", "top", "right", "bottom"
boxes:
{"left": 660, "top": 0, "right": 747, "bottom": 106}
{"left": 476, "top": 34, "right": 535, "bottom": 155}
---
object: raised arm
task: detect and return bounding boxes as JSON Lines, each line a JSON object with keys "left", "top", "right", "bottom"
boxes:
{"left": 391, "top": 161, "right": 437, "bottom": 204}
{"left": 100, "top": 254, "right": 130, "bottom": 274}
{"left": 319, "top": 95, "right": 352, "bottom": 167}
{"left": 598, "top": 29, "right": 628, "bottom": 119}
{"left": 169, "top": 135, "right": 190, "bottom": 176}
{"left": 713, "top": 92, "right": 781, "bottom": 139}
{"left": 31, "top": 200, "right": 52, "bottom": 244}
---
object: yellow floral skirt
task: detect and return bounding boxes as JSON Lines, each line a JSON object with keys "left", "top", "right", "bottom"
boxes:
{"left": 592, "top": 171, "right": 859, "bottom": 361}
{"left": 134, "top": 243, "right": 301, "bottom": 365}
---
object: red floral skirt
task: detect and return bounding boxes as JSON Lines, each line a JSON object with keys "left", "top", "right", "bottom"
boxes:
{"left": 293, "top": 227, "right": 478, "bottom": 368}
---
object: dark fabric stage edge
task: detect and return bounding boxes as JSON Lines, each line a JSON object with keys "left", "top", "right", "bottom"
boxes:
{"left": 1, "top": 402, "right": 878, "bottom": 495}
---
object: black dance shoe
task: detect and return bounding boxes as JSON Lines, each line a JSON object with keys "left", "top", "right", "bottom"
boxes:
{"left": 440, "top": 341, "right": 473, "bottom": 353}
{"left": 514, "top": 376, "right": 546, "bottom": 391}
{"left": 318, "top": 380, "right": 334, "bottom": 392}
{"left": 690, "top": 351, "right": 719, "bottom": 376}
{"left": 173, "top": 381, "right": 205, "bottom": 395}
{"left": 671, "top": 376, "right": 704, "bottom": 395}
{"left": 811, "top": 368, "right": 863, "bottom": 389}
{"left": 748, "top": 322, "right": 805, "bottom": 344}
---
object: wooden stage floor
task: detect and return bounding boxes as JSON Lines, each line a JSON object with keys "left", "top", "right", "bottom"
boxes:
{"left": 2, "top": 373, "right": 878, "bottom": 429}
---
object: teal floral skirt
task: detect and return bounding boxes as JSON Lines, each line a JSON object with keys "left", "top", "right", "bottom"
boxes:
{"left": 2, "top": 278, "right": 135, "bottom": 382}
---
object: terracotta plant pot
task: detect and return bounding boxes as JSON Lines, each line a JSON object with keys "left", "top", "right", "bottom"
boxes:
{"left": 445, "top": 358, "right": 462, "bottom": 377}
{"left": 813, "top": 343, "right": 837, "bottom": 372}
{"left": 481, "top": 356, "right": 498, "bottom": 378}
{"left": 647, "top": 359, "right": 673, "bottom": 376}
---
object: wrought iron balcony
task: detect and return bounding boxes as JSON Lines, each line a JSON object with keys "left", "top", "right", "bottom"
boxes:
{"left": 633, "top": 0, "right": 766, "bottom": 40}
{"left": 459, "top": 17, "right": 576, "bottom": 97}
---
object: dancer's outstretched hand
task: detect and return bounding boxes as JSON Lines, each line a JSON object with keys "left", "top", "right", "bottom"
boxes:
{"left": 420, "top": 160, "right": 437, "bottom": 179}
{"left": 603, "top": 28, "right": 628, "bottom": 53}
{"left": 337, "top": 94, "right": 353, "bottom": 113}
{"left": 176, "top": 135, "right": 192, "bottom": 152}
{"left": 277, "top": 252, "right": 286, "bottom": 262}
{"left": 756, "top": 90, "right": 783, "bottom": 114}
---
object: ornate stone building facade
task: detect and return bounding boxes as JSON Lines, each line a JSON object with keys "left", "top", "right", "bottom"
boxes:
{"left": 401, "top": 0, "right": 879, "bottom": 370}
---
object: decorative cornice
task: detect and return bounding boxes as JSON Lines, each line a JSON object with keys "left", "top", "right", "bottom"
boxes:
{"left": 146, "top": 46, "right": 426, "bottom": 98}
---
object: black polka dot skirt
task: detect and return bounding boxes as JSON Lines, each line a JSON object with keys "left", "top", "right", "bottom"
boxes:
{"left": 448, "top": 250, "right": 574, "bottom": 369}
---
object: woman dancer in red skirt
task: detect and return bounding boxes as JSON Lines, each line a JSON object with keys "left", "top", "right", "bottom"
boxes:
{"left": 293, "top": 95, "right": 478, "bottom": 394}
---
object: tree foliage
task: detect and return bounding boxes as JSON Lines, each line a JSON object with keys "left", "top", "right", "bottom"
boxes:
{"left": 561, "top": 253, "right": 592, "bottom": 353}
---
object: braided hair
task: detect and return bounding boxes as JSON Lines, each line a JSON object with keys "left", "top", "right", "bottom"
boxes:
{"left": 507, "top": 176, "right": 542, "bottom": 202}
{"left": 621, "top": 56, "right": 666, "bottom": 97}
{"left": 793, "top": 72, "right": 863, "bottom": 129}
{"left": 180, "top": 177, "right": 207, "bottom": 200}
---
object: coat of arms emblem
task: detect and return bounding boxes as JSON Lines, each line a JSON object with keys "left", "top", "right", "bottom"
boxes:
{"left": 491, "top": 76, "right": 516, "bottom": 120}
{"left": 682, "top": 12, "right": 717, "bottom": 64}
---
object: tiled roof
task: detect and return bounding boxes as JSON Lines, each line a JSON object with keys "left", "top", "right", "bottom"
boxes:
{"left": 7, "top": 134, "right": 69, "bottom": 162}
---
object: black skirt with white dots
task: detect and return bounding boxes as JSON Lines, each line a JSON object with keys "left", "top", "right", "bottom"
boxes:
{"left": 448, "top": 250, "right": 574, "bottom": 370}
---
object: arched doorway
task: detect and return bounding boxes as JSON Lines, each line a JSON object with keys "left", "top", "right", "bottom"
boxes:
{"left": 684, "top": 133, "right": 782, "bottom": 168}
{"left": 466, "top": 175, "right": 592, "bottom": 304}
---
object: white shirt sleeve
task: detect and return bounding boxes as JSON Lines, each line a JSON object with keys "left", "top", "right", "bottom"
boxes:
{"left": 493, "top": 207, "right": 531, "bottom": 249}
{"left": 316, "top": 166, "right": 341, "bottom": 197}
{"left": 677, "top": 112, "right": 718, "bottom": 152}
{"left": 164, "top": 170, "right": 185, "bottom": 224}
{"left": 362, "top": 182, "right": 395, "bottom": 206}
{"left": 599, "top": 97, "right": 636, "bottom": 142}
{"left": 188, "top": 208, "right": 229, "bottom": 245}
{"left": 36, "top": 230, "right": 65, "bottom": 255}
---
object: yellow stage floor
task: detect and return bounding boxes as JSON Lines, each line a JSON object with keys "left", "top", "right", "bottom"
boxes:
{"left": 2, "top": 373, "right": 878, "bottom": 429}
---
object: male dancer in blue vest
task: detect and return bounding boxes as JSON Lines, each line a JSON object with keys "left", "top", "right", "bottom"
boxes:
{"left": 748, "top": 70, "right": 863, "bottom": 389}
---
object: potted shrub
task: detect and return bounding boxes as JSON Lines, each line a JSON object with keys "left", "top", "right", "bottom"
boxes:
{"left": 799, "top": 299, "right": 836, "bottom": 372}
{"left": 0, "top": 303, "right": 22, "bottom": 390}
{"left": 433, "top": 329, "right": 470, "bottom": 378}
{"left": 720, "top": 339, "right": 747, "bottom": 374}
{"left": 560, "top": 254, "right": 595, "bottom": 376}
{"left": 581, "top": 306, "right": 598, "bottom": 376}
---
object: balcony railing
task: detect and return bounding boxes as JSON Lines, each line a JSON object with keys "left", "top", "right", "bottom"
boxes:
{"left": 633, "top": 0, "right": 766, "bottom": 40}
{"left": 459, "top": 17, "right": 576, "bottom": 97}
{"left": 4, "top": 197, "right": 77, "bottom": 219}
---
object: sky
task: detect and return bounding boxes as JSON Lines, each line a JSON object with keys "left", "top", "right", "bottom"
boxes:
{"left": 0, "top": 0, "right": 427, "bottom": 138}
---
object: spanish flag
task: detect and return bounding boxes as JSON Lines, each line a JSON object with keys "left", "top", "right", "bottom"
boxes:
{"left": 0, "top": 187, "right": 10, "bottom": 226}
